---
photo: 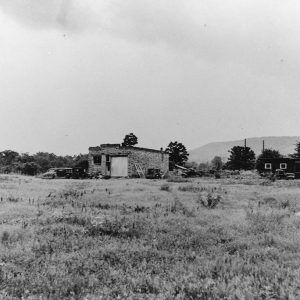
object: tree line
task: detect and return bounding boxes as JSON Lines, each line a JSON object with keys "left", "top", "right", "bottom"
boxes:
{"left": 2, "top": 133, "right": 300, "bottom": 176}
{"left": 188, "top": 141, "right": 300, "bottom": 172}
{"left": 0, "top": 150, "right": 88, "bottom": 176}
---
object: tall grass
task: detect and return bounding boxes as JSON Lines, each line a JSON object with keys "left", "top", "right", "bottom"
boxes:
{"left": 0, "top": 175, "right": 299, "bottom": 299}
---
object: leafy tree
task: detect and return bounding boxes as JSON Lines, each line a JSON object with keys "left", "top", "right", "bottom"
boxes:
{"left": 198, "top": 162, "right": 210, "bottom": 171}
{"left": 290, "top": 141, "right": 300, "bottom": 158}
{"left": 122, "top": 133, "right": 138, "bottom": 147}
{"left": 0, "top": 150, "right": 90, "bottom": 175}
{"left": 165, "top": 141, "right": 189, "bottom": 167}
{"left": 22, "top": 162, "right": 41, "bottom": 176}
{"left": 211, "top": 156, "right": 223, "bottom": 170}
{"left": 256, "top": 148, "right": 282, "bottom": 173}
{"left": 33, "top": 152, "right": 52, "bottom": 171}
{"left": 0, "top": 150, "right": 20, "bottom": 165}
{"left": 73, "top": 154, "right": 89, "bottom": 170}
{"left": 19, "top": 153, "right": 34, "bottom": 163}
{"left": 226, "top": 146, "right": 256, "bottom": 170}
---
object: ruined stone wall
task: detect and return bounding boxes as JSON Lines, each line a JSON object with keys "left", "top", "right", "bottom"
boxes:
{"left": 88, "top": 147, "right": 103, "bottom": 174}
{"left": 128, "top": 149, "right": 169, "bottom": 177}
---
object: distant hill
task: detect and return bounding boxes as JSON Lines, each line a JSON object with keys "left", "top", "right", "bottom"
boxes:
{"left": 188, "top": 136, "right": 300, "bottom": 163}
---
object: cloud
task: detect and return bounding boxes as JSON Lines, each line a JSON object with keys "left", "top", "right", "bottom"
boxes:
{"left": 0, "top": 0, "right": 92, "bottom": 31}
{"left": 103, "top": 0, "right": 270, "bottom": 62}
{"left": 100, "top": 0, "right": 300, "bottom": 80}
{"left": 1, "top": 0, "right": 300, "bottom": 78}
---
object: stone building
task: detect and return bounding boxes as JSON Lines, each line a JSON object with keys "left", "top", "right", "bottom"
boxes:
{"left": 88, "top": 144, "right": 169, "bottom": 177}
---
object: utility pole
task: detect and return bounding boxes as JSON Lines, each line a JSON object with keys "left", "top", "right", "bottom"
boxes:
{"left": 262, "top": 140, "right": 265, "bottom": 152}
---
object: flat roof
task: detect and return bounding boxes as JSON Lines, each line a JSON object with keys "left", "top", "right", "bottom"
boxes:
{"left": 89, "top": 144, "right": 167, "bottom": 154}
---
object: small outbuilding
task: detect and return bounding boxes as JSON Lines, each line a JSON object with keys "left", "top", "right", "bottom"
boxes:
{"left": 88, "top": 144, "right": 169, "bottom": 178}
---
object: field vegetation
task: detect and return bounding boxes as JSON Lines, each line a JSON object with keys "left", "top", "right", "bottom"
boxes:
{"left": 0, "top": 173, "right": 299, "bottom": 299}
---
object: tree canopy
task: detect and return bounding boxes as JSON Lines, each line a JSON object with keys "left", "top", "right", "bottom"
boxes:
{"left": 226, "top": 146, "right": 256, "bottom": 170}
{"left": 0, "top": 150, "right": 88, "bottom": 175}
{"left": 211, "top": 156, "right": 223, "bottom": 170}
{"left": 165, "top": 141, "right": 189, "bottom": 167}
{"left": 122, "top": 133, "right": 138, "bottom": 147}
{"left": 290, "top": 141, "right": 300, "bottom": 158}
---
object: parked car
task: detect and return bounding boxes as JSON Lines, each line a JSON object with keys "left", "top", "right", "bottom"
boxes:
{"left": 275, "top": 169, "right": 295, "bottom": 180}
{"left": 71, "top": 167, "right": 89, "bottom": 179}
{"left": 285, "top": 172, "right": 295, "bottom": 180}
{"left": 275, "top": 169, "right": 286, "bottom": 179}
{"left": 41, "top": 167, "right": 88, "bottom": 179}
{"left": 41, "top": 170, "right": 56, "bottom": 179}
{"left": 146, "top": 168, "right": 162, "bottom": 179}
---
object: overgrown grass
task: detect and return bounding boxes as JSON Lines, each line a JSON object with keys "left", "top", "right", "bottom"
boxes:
{"left": 0, "top": 175, "right": 299, "bottom": 299}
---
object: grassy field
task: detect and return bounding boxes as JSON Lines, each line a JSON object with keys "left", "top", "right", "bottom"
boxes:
{"left": 0, "top": 173, "right": 299, "bottom": 299}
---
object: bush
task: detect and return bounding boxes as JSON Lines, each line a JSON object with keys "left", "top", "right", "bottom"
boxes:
{"left": 1, "top": 231, "right": 9, "bottom": 244}
{"left": 198, "top": 193, "right": 222, "bottom": 209}
{"left": 215, "top": 173, "right": 221, "bottom": 179}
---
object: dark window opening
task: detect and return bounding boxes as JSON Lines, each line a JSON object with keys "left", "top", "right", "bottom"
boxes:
{"left": 93, "top": 155, "right": 102, "bottom": 165}
{"left": 106, "top": 155, "right": 110, "bottom": 162}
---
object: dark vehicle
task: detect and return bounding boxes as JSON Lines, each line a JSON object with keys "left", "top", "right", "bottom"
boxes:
{"left": 146, "top": 168, "right": 162, "bottom": 179}
{"left": 71, "top": 167, "right": 89, "bottom": 179}
{"left": 275, "top": 169, "right": 295, "bottom": 180}
{"left": 275, "top": 169, "right": 285, "bottom": 179}
{"left": 55, "top": 168, "right": 73, "bottom": 178}
{"left": 41, "top": 167, "right": 88, "bottom": 179}
{"left": 41, "top": 170, "right": 56, "bottom": 179}
{"left": 286, "top": 172, "right": 295, "bottom": 180}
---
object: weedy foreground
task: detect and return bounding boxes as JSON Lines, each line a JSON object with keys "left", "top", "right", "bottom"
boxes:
{"left": 0, "top": 174, "right": 299, "bottom": 299}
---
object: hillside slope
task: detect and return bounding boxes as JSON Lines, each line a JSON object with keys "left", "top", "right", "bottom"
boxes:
{"left": 189, "top": 136, "right": 300, "bottom": 163}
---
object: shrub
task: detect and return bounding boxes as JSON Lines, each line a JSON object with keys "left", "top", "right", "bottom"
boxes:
{"left": 198, "top": 193, "right": 222, "bottom": 209}
{"left": 215, "top": 173, "right": 221, "bottom": 179}
{"left": 1, "top": 231, "right": 9, "bottom": 244}
{"left": 260, "top": 197, "right": 278, "bottom": 207}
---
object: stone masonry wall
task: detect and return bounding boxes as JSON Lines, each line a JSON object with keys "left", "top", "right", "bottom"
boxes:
{"left": 128, "top": 149, "right": 169, "bottom": 177}
{"left": 88, "top": 145, "right": 169, "bottom": 177}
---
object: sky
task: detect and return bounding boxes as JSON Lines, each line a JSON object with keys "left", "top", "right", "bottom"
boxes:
{"left": 0, "top": 0, "right": 300, "bottom": 155}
